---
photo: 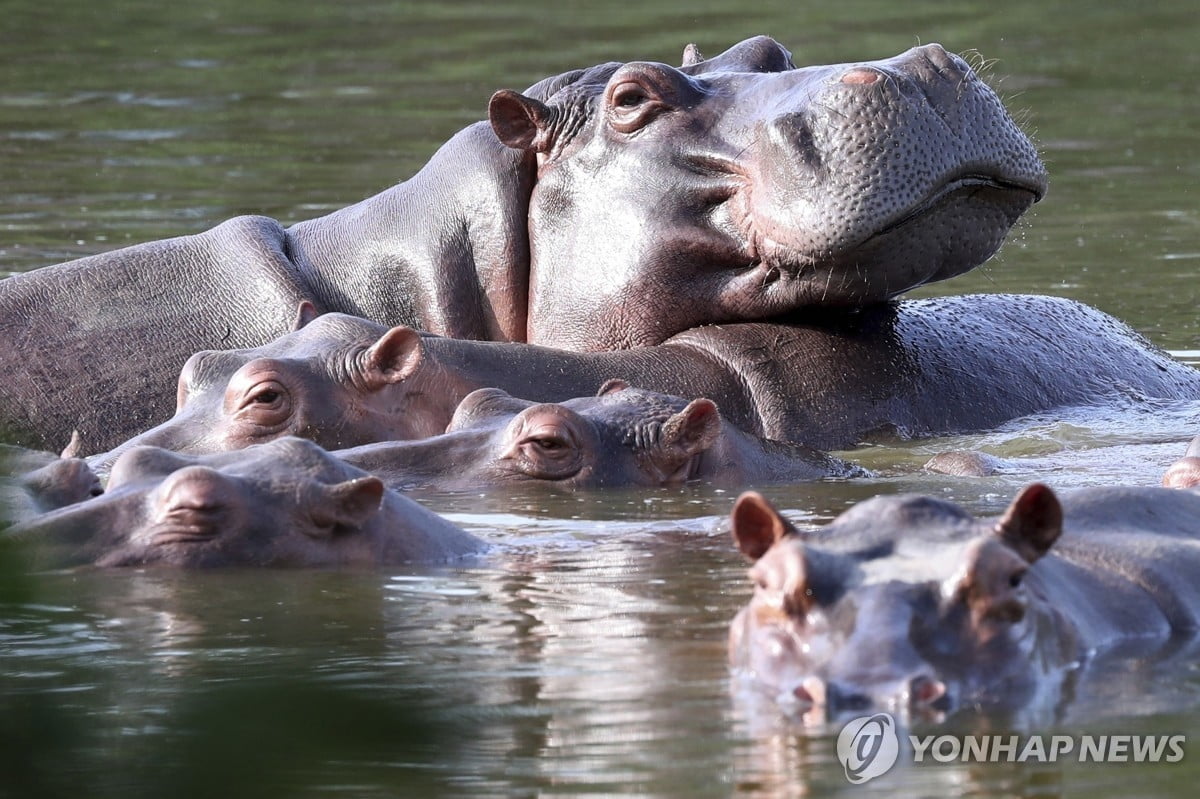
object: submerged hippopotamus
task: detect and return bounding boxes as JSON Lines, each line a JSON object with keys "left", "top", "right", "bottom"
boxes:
{"left": 336, "top": 382, "right": 860, "bottom": 491}
{"left": 728, "top": 483, "right": 1200, "bottom": 721}
{"left": 95, "top": 294, "right": 1200, "bottom": 464}
{"left": 5, "top": 437, "right": 483, "bottom": 569}
{"left": 0, "top": 36, "right": 1045, "bottom": 452}
{"left": 89, "top": 307, "right": 434, "bottom": 471}
{"left": 1, "top": 442, "right": 102, "bottom": 523}
{"left": 1163, "top": 436, "right": 1200, "bottom": 489}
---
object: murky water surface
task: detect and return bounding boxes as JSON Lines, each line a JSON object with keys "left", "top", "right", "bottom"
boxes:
{"left": 2, "top": 1, "right": 1199, "bottom": 796}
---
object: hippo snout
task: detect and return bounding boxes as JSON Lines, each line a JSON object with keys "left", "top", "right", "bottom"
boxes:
{"left": 786, "top": 672, "right": 950, "bottom": 719}
{"left": 148, "top": 466, "right": 240, "bottom": 543}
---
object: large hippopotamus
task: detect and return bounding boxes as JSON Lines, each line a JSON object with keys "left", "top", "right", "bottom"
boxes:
{"left": 4, "top": 437, "right": 484, "bottom": 568}
{"left": 0, "top": 37, "right": 1046, "bottom": 453}
{"left": 96, "top": 297, "right": 1200, "bottom": 464}
{"left": 336, "top": 383, "right": 858, "bottom": 491}
{"left": 727, "top": 484, "right": 1200, "bottom": 721}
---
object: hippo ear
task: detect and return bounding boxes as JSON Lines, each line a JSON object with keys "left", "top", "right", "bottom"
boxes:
{"left": 681, "top": 43, "right": 704, "bottom": 67}
{"left": 660, "top": 398, "right": 721, "bottom": 457}
{"left": 731, "top": 491, "right": 796, "bottom": 561}
{"left": 994, "top": 483, "right": 1063, "bottom": 562}
{"left": 309, "top": 476, "right": 385, "bottom": 536}
{"left": 489, "top": 90, "right": 556, "bottom": 153}
{"left": 60, "top": 430, "right": 83, "bottom": 459}
{"left": 596, "top": 378, "right": 630, "bottom": 396}
{"left": 362, "top": 326, "right": 423, "bottom": 391}
{"left": 1187, "top": 435, "right": 1200, "bottom": 459}
{"left": 291, "top": 301, "right": 320, "bottom": 331}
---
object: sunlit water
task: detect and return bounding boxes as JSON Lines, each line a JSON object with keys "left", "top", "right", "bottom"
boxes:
{"left": 2, "top": 1, "right": 1200, "bottom": 796}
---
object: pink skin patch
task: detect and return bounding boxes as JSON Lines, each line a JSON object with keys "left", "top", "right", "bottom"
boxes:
{"left": 840, "top": 68, "right": 882, "bottom": 85}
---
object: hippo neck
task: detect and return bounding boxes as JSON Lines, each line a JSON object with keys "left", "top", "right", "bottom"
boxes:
{"left": 286, "top": 122, "right": 536, "bottom": 342}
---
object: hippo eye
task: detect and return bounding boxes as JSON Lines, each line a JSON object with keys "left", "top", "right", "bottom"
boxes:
{"left": 606, "top": 76, "right": 671, "bottom": 134}
{"left": 234, "top": 379, "right": 291, "bottom": 423}
{"left": 612, "top": 84, "right": 648, "bottom": 108}
{"left": 1009, "top": 569, "right": 1026, "bottom": 589}
{"left": 509, "top": 422, "right": 583, "bottom": 481}
{"left": 246, "top": 385, "right": 285, "bottom": 409}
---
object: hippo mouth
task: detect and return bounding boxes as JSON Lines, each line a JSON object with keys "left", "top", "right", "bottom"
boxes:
{"left": 869, "top": 173, "right": 1046, "bottom": 243}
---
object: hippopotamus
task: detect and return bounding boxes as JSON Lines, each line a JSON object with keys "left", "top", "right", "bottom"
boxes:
{"left": 727, "top": 483, "right": 1200, "bottom": 721}
{"left": 1163, "top": 436, "right": 1200, "bottom": 489}
{"left": 4, "top": 437, "right": 484, "bottom": 569}
{"left": 88, "top": 306, "right": 436, "bottom": 472}
{"left": 94, "top": 294, "right": 1200, "bottom": 465}
{"left": 336, "top": 382, "right": 860, "bottom": 491}
{"left": 0, "top": 36, "right": 1045, "bottom": 453}
{"left": 1, "top": 442, "right": 102, "bottom": 524}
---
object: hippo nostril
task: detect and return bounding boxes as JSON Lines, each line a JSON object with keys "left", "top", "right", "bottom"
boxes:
{"left": 909, "top": 674, "right": 948, "bottom": 708}
{"left": 840, "top": 67, "right": 882, "bottom": 85}
{"left": 792, "top": 676, "right": 826, "bottom": 708}
{"left": 916, "top": 43, "right": 968, "bottom": 79}
{"left": 157, "top": 467, "right": 230, "bottom": 519}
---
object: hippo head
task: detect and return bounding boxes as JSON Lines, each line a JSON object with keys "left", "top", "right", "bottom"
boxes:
{"left": 728, "top": 484, "right": 1072, "bottom": 722}
{"left": 439, "top": 381, "right": 729, "bottom": 488}
{"left": 90, "top": 310, "right": 467, "bottom": 471}
{"left": 1, "top": 443, "right": 102, "bottom": 522}
{"left": 14, "top": 437, "right": 479, "bottom": 568}
{"left": 489, "top": 36, "right": 1047, "bottom": 349}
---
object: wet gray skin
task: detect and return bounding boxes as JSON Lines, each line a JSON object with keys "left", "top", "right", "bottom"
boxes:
{"left": 1162, "top": 435, "right": 1200, "bottom": 489}
{"left": 337, "top": 382, "right": 862, "bottom": 491}
{"left": 728, "top": 483, "right": 1200, "bottom": 722}
{"left": 0, "top": 36, "right": 1044, "bottom": 453}
{"left": 8, "top": 437, "right": 483, "bottom": 569}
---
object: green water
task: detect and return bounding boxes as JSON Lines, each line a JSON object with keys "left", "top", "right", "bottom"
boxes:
{"left": 2, "top": 1, "right": 1200, "bottom": 796}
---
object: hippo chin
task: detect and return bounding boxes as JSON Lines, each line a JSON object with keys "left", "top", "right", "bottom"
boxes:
{"left": 336, "top": 382, "right": 861, "bottom": 491}
{"left": 0, "top": 36, "right": 1044, "bottom": 453}
{"left": 6, "top": 437, "right": 484, "bottom": 569}
{"left": 728, "top": 484, "right": 1200, "bottom": 722}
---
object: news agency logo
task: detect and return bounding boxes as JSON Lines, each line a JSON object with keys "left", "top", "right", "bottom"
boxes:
{"left": 836, "top": 712, "right": 1187, "bottom": 785}
{"left": 836, "top": 712, "right": 900, "bottom": 784}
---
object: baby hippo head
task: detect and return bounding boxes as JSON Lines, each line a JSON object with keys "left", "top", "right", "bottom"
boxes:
{"left": 98, "top": 438, "right": 389, "bottom": 567}
{"left": 13, "top": 437, "right": 479, "bottom": 569}
{"left": 444, "top": 380, "right": 725, "bottom": 488}
{"left": 90, "top": 310, "right": 463, "bottom": 472}
{"left": 728, "top": 484, "right": 1069, "bottom": 722}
